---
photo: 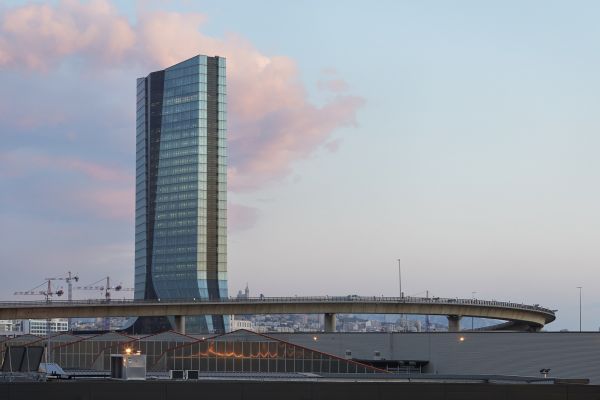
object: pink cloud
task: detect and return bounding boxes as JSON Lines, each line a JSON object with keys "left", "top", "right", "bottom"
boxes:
{"left": 0, "top": 2, "right": 366, "bottom": 231}
{"left": 0, "top": 0, "right": 135, "bottom": 70}
{"left": 0, "top": 150, "right": 131, "bottom": 183}
{"left": 0, "top": 2, "right": 364, "bottom": 195}
{"left": 228, "top": 94, "right": 364, "bottom": 190}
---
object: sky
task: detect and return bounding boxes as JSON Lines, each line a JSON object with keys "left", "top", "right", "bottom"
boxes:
{"left": 0, "top": 0, "right": 599, "bottom": 331}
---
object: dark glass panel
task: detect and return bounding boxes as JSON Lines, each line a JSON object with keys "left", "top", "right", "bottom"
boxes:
{"left": 242, "top": 357, "right": 251, "bottom": 372}
{"left": 331, "top": 359, "right": 339, "bottom": 373}
{"left": 286, "top": 359, "right": 295, "bottom": 373}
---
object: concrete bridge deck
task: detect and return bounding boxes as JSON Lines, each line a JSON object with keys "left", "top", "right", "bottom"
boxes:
{"left": 0, "top": 296, "right": 555, "bottom": 332}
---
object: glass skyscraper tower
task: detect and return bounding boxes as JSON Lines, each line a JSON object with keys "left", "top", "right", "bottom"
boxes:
{"left": 134, "top": 55, "right": 228, "bottom": 333}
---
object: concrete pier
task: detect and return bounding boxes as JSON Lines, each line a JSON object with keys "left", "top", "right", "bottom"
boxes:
{"left": 174, "top": 315, "right": 186, "bottom": 334}
{"left": 447, "top": 315, "right": 462, "bottom": 332}
{"left": 324, "top": 313, "right": 337, "bottom": 332}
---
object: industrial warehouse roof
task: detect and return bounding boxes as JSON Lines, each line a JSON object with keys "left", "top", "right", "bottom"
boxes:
{"left": 144, "top": 329, "right": 389, "bottom": 374}
{"left": 16, "top": 329, "right": 389, "bottom": 374}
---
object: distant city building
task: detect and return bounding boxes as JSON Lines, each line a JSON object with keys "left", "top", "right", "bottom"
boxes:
{"left": 257, "top": 325, "right": 295, "bottom": 333}
{"left": 229, "top": 316, "right": 255, "bottom": 332}
{"left": 1, "top": 319, "right": 69, "bottom": 336}
{"left": 19, "top": 319, "right": 68, "bottom": 335}
{"left": 133, "top": 55, "right": 228, "bottom": 333}
{"left": 0, "top": 320, "right": 15, "bottom": 332}
{"left": 0, "top": 320, "right": 20, "bottom": 336}
{"left": 236, "top": 284, "right": 250, "bottom": 299}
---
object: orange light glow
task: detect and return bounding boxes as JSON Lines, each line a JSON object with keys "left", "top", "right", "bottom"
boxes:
{"left": 175, "top": 344, "right": 279, "bottom": 359}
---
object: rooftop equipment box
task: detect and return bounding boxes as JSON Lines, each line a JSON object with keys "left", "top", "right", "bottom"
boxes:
{"left": 110, "top": 354, "right": 146, "bottom": 380}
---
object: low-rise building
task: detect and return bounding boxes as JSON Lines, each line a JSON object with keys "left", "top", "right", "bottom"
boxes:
{"left": 18, "top": 319, "right": 69, "bottom": 335}
{"left": 0, "top": 320, "right": 22, "bottom": 337}
{"left": 230, "top": 316, "right": 255, "bottom": 332}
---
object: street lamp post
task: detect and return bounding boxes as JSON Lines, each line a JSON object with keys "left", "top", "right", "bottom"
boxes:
{"left": 471, "top": 292, "right": 477, "bottom": 330}
{"left": 577, "top": 287, "right": 582, "bottom": 332}
{"left": 397, "top": 259, "right": 402, "bottom": 298}
{"left": 397, "top": 258, "right": 403, "bottom": 331}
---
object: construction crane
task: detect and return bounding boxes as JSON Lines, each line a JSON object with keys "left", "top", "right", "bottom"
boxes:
{"left": 46, "top": 271, "right": 79, "bottom": 330}
{"left": 76, "top": 276, "right": 133, "bottom": 301}
{"left": 14, "top": 279, "right": 64, "bottom": 302}
{"left": 46, "top": 271, "right": 79, "bottom": 302}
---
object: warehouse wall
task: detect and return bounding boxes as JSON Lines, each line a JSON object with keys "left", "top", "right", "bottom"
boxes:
{"left": 270, "top": 332, "right": 600, "bottom": 383}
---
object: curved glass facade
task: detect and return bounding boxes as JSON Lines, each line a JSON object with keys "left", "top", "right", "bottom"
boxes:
{"left": 134, "top": 55, "right": 228, "bottom": 333}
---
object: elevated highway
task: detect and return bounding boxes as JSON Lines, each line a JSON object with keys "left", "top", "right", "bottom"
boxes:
{"left": 0, "top": 296, "right": 556, "bottom": 333}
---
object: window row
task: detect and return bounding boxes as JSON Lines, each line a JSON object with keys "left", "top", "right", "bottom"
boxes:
{"left": 150, "top": 266, "right": 203, "bottom": 277}
{"left": 160, "top": 128, "right": 206, "bottom": 141}
{"left": 151, "top": 236, "right": 207, "bottom": 246}
{"left": 151, "top": 221, "right": 227, "bottom": 233}
{"left": 162, "top": 101, "right": 206, "bottom": 115}
{"left": 156, "top": 191, "right": 200, "bottom": 202}
{"left": 156, "top": 155, "right": 200, "bottom": 168}
{"left": 162, "top": 110, "right": 201, "bottom": 124}
{"left": 163, "top": 83, "right": 203, "bottom": 98}
{"left": 159, "top": 137, "right": 202, "bottom": 151}
{"left": 152, "top": 246, "right": 199, "bottom": 255}
{"left": 157, "top": 173, "right": 199, "bottom": 186}
{"left": 161, "top": 118, "right": 207, "bottom": 131}
{"left": 151, "top": 253, "right": 228, "bottom": 265}
{"left": 153, "top": 199, "right": 227, "bottom": 212}
{"left": 154, "top": 227, "right": 197, "bottom": 237}
{"left": 158, "top": 146, "right": 201, "bottom": 160}
{"left": 157, "top": 183, "right": 200, "bottom": 195}
{"left": 155, "top": 219, "right": 199, "bottom": 229}
{"left": 164, "top": 73, "right": 203, "bottom": 89}
{"left": 165, "top": 65, "right": 203, "bottom": 80}
{"left": 156, "top": 165, "right": 199, "bottom": 177}
{"left": 152, "top": 254, "right": 202, "bottom": 263}
{"left": 152, "top": 229, "right": 226, "bottom": 240}
{"left": 155, "top": 200, "right": 198, "bottom": 212}
{"left": 164, "top": 93, "right": 202, "bottom": 107}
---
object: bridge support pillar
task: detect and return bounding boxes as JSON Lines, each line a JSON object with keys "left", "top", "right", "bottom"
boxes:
{"left": 447, "top": 315, "right": 461, "bottom": 332}
{"left": 174, "top": 315, "right": 186, "bottom": 334}
{"left": 324, "top": 313, "right": 337, "bottom": 332}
